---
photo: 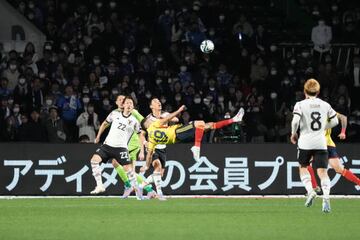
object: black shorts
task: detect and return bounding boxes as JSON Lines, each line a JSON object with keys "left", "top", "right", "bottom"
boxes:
{"left": 298, "top": 149, "right": 328, "bottom": 168}
{"left": 175, "top": 122, "right": 195, "bottom": 142}
{"left": 327, "top": 146, "right": 339, "bottom": 159}
{"left": 152, "top": 148, "right": 167, "bottom": 167}
{"left": 94, "top": 144, "right": 130, "bottom": 166}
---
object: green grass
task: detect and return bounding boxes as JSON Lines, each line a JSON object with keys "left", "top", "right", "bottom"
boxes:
{"left": 0, "top": 198, "right": 359, "bottom": 240}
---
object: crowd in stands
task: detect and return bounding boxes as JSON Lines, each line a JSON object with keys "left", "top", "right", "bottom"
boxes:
{"left": 1, "top": 0, "right": 360, "bottom": 143}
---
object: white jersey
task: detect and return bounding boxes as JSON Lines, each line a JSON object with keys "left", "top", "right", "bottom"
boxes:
{"left": 144, "top": 112, "right": 170, "bottom": 149}
{"left": 103, "top": 110, "right": 140, "bottom": 148}
{"left": 293, "top": 98, "right": 337, "bottom": 150}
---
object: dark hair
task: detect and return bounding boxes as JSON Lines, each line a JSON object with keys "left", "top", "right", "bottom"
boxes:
{"left": 149, "top": 97, "right": 159, "bottom": 106}
{"left": 122, "top": 95, "right": 134, "bottom": 104}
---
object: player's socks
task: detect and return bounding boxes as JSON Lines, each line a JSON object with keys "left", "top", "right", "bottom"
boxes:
{"left": 144, "top": 185, "right": 153, "bottom": 193}
{"left": 194, "top": 127, "right": 204, "bottom": 147}
{"left": 342, "top": 169, "right": 360, "bottom": 185}
{"left": 152, "top": 171, "right": 163, "bottom": 195}
{"left": 91, "top": 160, "right": 103, "bottom": 186}
{"left": 146, "top": 175, "right": 154, "bottom": 184}
{"left": 300, "top": 173, "right": 314, "bottom": 194}
{"left": 307, "top": 165, "right": 319, "bottom": 189}
{"left": 320, "top": 177, "right": 331, "bottom": 199}
{"left": 213, "top": 119, "right": 234, "bottom": 129}
{"left": 136, "top": 174, "right": 144, "bottom": 185}
{"left": 126, "top": 170, "right": 137, "bottom": 187}
{"left": 115, "top": 165, "right": 131, "bottom": 188}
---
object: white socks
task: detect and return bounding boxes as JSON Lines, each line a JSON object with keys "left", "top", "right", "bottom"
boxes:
{"left": 91, "top": 160, "right": 103, "bottom": 186}
{"left": 127, "top": 170, "right": 137, "bottom": 187}
{"left": 300, "top": 173, "right": 314, "bottom": 194}
{"left": 321, "top": 177, "right": 331, "bottom": 199}
{"left": 152, "top": 172, "right": 163, "bottom": 195}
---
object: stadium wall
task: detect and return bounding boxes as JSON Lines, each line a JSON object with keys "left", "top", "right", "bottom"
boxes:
{"left": 0, "top": 143, "right": 359, "bottom": 195}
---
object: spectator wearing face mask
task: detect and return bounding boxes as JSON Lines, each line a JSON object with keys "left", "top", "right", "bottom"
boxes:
{"left": 76, "top": 103, "right": 100, "bottom": 142}
{"left": 250, "top": 57, "right": 269, "bottom": 84}
{"left": 97, "top": 97, "right": 112, "bottom": 122}
{"left": 311, "top": 18, "right": 332, "bottom": 62}
{"left": 45, "top": 107, "right": 66, "bottom": 143}
{"left": 12, "top": 75, "right": 31, "bottom": 107}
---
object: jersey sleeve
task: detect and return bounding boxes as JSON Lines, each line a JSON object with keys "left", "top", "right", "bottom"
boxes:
{"left": 131, "top": 109, "right": 144, "bottom": 122}
{"left": 293, "top": 102, "right": 302, "bottom": 117}
{"left": 105, "top": 111, "right": 114, "bottom": 123}
{"left": 328, "top": 106, "right": 337, "bottom": 120}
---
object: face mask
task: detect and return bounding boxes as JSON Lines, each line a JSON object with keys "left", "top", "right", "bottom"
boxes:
{"left": 10, "top": 65, "right": 17, "bottom": 70}
{"left": 270, "top": 92, "right": 277, "bottom": 99}
{"left": 96, "top": 2, "right": 103, "bottom": 8}
{"left": 145, "top": 93, "right": 151, "bottom": 99}
{"left": 139, "top": 80, "right": 145, "bottom": 86}
{"left": 193, "top": 5, "right": 200, "bottom": 11}
{"left": 8, "top": 99, "right": 14, "bottom": 105}
{"left": 45, "top": 45, "right": 52, "bottom": 50}
{"left": 194, "top": 98, "right": 201, "bottom": 104}
{"left": 29, "top": 3, "right": 35, "bottom": 9}
{"left": 164, "top": 10, "right": 170, "bottom": 15}
{"left": 121, "top": 58, "right": 128, "bottom": 64}
{"left": 39, "top": 73, "right": 46, "bottom": 79}
{"left": 271, "top": 70, "right": 277, "bottom": 75}
{"left": 46, "top": 99, "right": 53, "bottom": 106}
{"left": 180, "top": 66, "right": 187, "bottom": 72}
{"left": 83, "top": 97, "right": 90, "bottom": 103}
{"left": 93, "top": 59, "right": 100, "bottom": 65}
{"left": 203, "top": 99, "right": 210, "bottom": 106}
{"left": 209, "top": 87, "right": 215, "bottom": 91}
{"left": 288, "top": 70, "right": 294, "bottom": 75}
{"left": 103, "top": 99, "right": 110, "bottom": 105}
{"left": 112, "top": 89, "right": 119, "bottom": 95}
{"left": 270, "top": 45, "right": 277, "bottom": 52}
{"left": 301, "top": 52, "right": 310, "bottom": 58}
{"left": 156, "top": 79, "right": 162, "bottom": 84}
{"left": 290, "top": 59, "right": 296, "bottom": 65}
{"left": 88, "top": 107, "right": 94, "bottom": 113}
{"left": 83, "top": 89, "right": 90, "bottom": 94}
{"left": 218, "top": 97, "right": 224, "bottom": 102}
{"left": 161, "top": 98, "right": 166, "bottom": 104}
{"left": 209, "top": 31, "right": 215, "bottom": 36}
{"left": 175, "top": 96, "right": 181, "bottom": 101}
{"left": 283, "top": 79, "right": 290, "bottom": 85}
{"left": 331, "top": 5, "right": 338, "bottom": 11}
{"left": 157, "top": 57, "right": 163, "bottom": 62}
{"left": 13, "top": 107, "right": 20, "bottom": 113}
{"left": 185, "top": 56, "right": 191, "bottom": 61}
{"left": 143, "top": 48, "right": 150, "bottom": 54}
{"left": 19, "top": 78, "right": 26, "bottom": 85}
{"left": 219, "top": 15, "right": 225, "bottom": 21}
{"left": 109, "top": 2, "right": 116, "bottom": 8}
{"left": 318, "top": 21, "right": 325, "bottom": 26}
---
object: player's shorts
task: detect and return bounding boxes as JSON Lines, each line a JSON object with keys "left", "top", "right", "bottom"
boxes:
{"left": 152, "top": 148, "right": 167, "bottom": 167}
{"left": 94, "top": 144, "right": 130, "bottom": 166}
{"left": 298, "top": 149, "right": 328, "bottom": 168}
{"left": 327, "top": 146, "right": 339, "bottom": 159}
{"left": 175, "top": 122, "right": 195, "bottom": 142}
{"left": 128, "top": 147, "right": 140, "bottom": 161}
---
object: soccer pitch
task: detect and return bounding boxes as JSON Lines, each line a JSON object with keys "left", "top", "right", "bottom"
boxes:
{"left": 1, "top": 198, "right": 359, "bottom": 240}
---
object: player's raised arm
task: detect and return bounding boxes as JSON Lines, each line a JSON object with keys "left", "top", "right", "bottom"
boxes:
{"left": 337, "top": 113, "right": 347, "bottom": 139}
{"left": 158, "top": 105, "right": 185, "bottom": 126}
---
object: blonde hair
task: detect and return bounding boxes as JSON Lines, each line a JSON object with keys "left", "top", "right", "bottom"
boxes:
{"left": 304, "top": 79, "right": 320, "bottom": 96}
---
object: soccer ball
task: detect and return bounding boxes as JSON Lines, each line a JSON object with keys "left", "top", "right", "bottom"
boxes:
{"left": 200, "top": 40, "right": 214, "bottom": 53}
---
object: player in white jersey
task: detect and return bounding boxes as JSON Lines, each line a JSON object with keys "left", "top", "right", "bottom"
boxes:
{"left": 89, "top": 96, "right": 142, "bottom": 196}
{"left": 290, "top": 79, "right": 338, "bottom": 213}
{"left": 139, "top": 98, "right": 179, "bottom": 200}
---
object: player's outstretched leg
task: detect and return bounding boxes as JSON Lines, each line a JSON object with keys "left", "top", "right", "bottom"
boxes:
{"left": 191, "top": 121, "right": 205, "bottom": 162}
{"left": 90, "top": 154, "right": 105, "bottom": 194}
